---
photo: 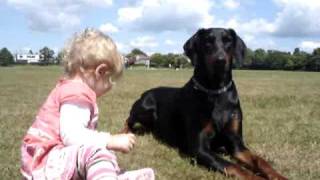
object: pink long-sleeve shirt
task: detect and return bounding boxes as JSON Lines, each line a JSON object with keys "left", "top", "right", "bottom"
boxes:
{"left": 21, "top": 79, "right": 108, "bottom": 179}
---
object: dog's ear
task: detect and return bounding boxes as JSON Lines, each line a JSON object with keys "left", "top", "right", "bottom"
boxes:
{"left": 184, "top": 29, "right": 205, "bottom": 66}
{"left": 228, "top": 28, "right": 247, "bottom": 65}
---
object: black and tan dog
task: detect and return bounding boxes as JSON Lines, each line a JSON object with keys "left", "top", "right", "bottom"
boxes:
{"left": 123, "top": 28, "right": 287, "bottom": 180}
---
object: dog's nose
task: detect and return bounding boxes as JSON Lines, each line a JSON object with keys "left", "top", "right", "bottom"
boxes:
{"left": 217, "top": 55, "right": 226, "bottom": 62}
{"left": 216, "top": 49, "right": 226, "bottom": 62}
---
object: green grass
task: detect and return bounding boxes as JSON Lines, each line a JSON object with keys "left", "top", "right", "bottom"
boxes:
{"left": 0, "top": 66, "right": 319, "bottom": 179}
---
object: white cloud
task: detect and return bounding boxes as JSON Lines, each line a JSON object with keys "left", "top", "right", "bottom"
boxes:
{"left": 271, "top": 0, "right": 320, "bottom": 37}
{"left": 242, "top": 34, "right": 277, "bottom": 50}
{"left": 223, "top": 18, "right": 238, "bottom": 29}
{"left": 164, "top": 39, "right": 175, "bottom": 45}
{"left": 118, "top": 7, "right": 143, "bottom": 23}
{"left": 241, "top": 19, "right": 275, "bottom": 34}
{"left": 218, "top": 0, "right": 320, "bottom": 38}
{"left": 219, "top": 18, "right": 275, "bottom": 36}
{"left": 223, "top": 0, "right": 240, "bottom": 10}
{"left": 299, "top": 41, "right": 320, "bottom": 52}
{"left": 115, "top": 42, "right": 130, "bottom": 54}
{"left": 259, "top": 39, "right": 276, "bottom": 50}
{"left": 242, "top": 34, "right": 255, "bottom": 43}
{"left": 145, "top": 51, "right": 155, "bottom": 56}
{"left": 82, "top": 0, "right": 113, "bottom": 7}
{"left": 6, "top": 0, "right": 113, "bottom": 32}
{"left": 129, "top": 36, "right": 158, "bottom": 49}
{"left": 117, "top": 0, "right": 214, "bottom": 32}
{"left": 99, "top": 23, "right": 119, "bottom": 33}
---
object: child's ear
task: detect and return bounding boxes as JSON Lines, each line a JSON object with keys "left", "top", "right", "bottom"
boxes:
{"left": 95, "top": 63, "right": 110, "bottom": 77}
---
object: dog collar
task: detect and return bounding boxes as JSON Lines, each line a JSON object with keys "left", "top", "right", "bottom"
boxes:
{"left": 192, "top": 78, "right": 233, "bottom": 95}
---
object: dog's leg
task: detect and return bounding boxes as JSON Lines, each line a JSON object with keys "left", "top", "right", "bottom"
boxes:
{"left": 197, "top": 154, "right": 266, "bottom": 180}
{"left": 225, "top": 110, "right": 287, "bottom": 180}
{"left": 233, "top": 149, "right": 288, "bottom": 180}
{"left": 193, "top": 132, "right": 265, "bottom": 180}
{"left": 225, "top": 134, "right": 287, "bottom": 180}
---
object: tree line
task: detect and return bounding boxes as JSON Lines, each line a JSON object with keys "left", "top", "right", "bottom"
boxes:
{"left": 0, "top": 46, "right": 63, "bottom": 66}
{"left": 1, "top": 46, "right": 320, "bottom": 71}
{"left": 126, "top": 48, "right": 191, "bottom": 69}
{"left": 129, "top": 47, "right": 320, "bottom": 71}
{"left": 242, "top": 47, "right": 320, "bottom": 71}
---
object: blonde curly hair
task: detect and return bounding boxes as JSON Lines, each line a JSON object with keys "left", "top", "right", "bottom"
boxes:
{"left": 63, "top": 28, "right": 123, "bottom": 80}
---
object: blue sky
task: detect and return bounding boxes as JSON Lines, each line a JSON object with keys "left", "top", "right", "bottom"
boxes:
{"left": 1, "top": 0, "right": 320, "bottom": 55}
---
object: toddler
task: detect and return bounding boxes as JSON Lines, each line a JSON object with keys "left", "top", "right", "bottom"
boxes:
{"left": 21, "top": 28, "right": 155, "bottom": 180}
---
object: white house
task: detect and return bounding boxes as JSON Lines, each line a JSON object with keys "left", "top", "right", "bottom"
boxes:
{"left": 124, "top": 54, "right": 151, "bottom": 68}
{"left": 15, "top": 53, "right": 43, "bottom": 64}
{"left": 134, "top": 54, "right": 150, "bottom": 68}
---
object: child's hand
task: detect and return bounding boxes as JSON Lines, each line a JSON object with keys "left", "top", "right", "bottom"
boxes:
{"left": 107, "top": 133, "right": 136, "bottom": 153}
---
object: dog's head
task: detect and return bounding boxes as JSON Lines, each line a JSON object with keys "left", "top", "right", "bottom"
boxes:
{"left": 183, "top": 28, "right": 246, "bottom": 75}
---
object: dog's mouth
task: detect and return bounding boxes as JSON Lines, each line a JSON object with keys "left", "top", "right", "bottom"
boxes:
{"left": 206, "top": 56, "right": 227, "bottom": 65}
{"left": 214, "top": 60, "right": 226, "bottom": 66}
{"left": 122, "top": 121, "right": 149, "bottom": 135}
{"left": 208, "top": 60, "right": 227, "bottom": 70}
{"left": 204, "top": 58, "right": 228, "bottom": 75}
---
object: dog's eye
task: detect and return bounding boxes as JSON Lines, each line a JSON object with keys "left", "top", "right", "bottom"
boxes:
{"left": 204, "top": 35, "right": 215, "bottom": 43}
{"left": 222, "top": 36, "right": 232, "bottom": 43}
{"left": 223, "top": 36, "right": 233, "bottom": 49}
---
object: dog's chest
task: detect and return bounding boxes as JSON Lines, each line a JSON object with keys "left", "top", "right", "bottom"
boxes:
{"left": 201, "top": 103, "right": 233, "bottom": 136}
{"left": 201, "top": 119, "right": 216, "bottom": 139}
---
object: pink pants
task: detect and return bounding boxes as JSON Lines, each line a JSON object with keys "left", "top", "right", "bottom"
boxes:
{"left": 69, "top": 145, "right": 155, "bottom": 180}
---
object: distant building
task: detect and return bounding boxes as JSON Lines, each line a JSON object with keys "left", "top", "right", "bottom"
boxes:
{"left": 125, "top": 54, "right": 150, "bottom": 68}
{"left": 135, "top": 54, "right": 150, "bottom": 68}
{"left": 15, "top": 53, "right": 43, "bottom": 64}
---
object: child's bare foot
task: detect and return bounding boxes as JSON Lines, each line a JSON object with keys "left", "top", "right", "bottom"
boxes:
{"left": 118, "top": 168, "right": 155, "bottom": 180}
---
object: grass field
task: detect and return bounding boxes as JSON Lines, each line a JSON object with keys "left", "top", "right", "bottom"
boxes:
{"left": 0, "top": 66, "right": 319, "bottom": 179}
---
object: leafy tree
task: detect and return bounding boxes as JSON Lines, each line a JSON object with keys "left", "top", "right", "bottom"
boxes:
{"left": 126, "top": 48, "right": 147, "bottom": 59}
{"left": 162, "top": 53, "right": 176, "bottom": 67}
{"left": 132, "top": 48, "right": 147, "bottom": 56}
{"left": 312, "top": 47, "right": 320, "bottom": 56}
{"left": 173, "top": 55, "right": 190, "bottom": 68}
{"left": 0, "top": 47, "right": 14, "bottom": 66}
{"left": 241, "top": 48, "right": 254, "bottom": 69}
{"left": 305, "top": 55, "right": 320, "bottom": 71}
{"left": 252, "top": 48, "right": 267, "bottom": 69}
{"left": 293, "top": 48, "right": 300, "bottom": 56}
{"left": 39, "top": 47, "right": 55, "bottom": 65}
{"left": 291, "top": 47, "right": 308, "bottom": 70}
{"left": 150, "top": 53, "right": 164, "bottom": 67}
{"left": 150, "top": 53, "right": 191, "bottom": 68}
{"left": 55, "top": 50, "right": 65, "bottom": 65}
{"left": 265, "top": 50, "right": 290, "bottom": 69}
{"left": 124, "top": 46, "right": 320, "bottom": 71}
{"left": 305, "top": 47, "right": 320, "bottom": 71}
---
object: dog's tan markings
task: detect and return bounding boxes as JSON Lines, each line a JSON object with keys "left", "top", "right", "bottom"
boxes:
{"left": 234, "top": 150, "right": 255, "bottom": 169}
{"left": 234, "top": 150, "right": 288, "bottom": 180}
{"left": 224, "top": 164, "right": 264, "bottom": 180}
{"left": 223, "top": 111, "right": 229, "bottom": 124}
{"left": 225, "top": 53, "right": 232, "bottom": 67}
{"left": 230, "top": 112, "right": 240, "bottom": 133}
{"left": 201, "top": 119, "right": 215, "bottom": 138}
